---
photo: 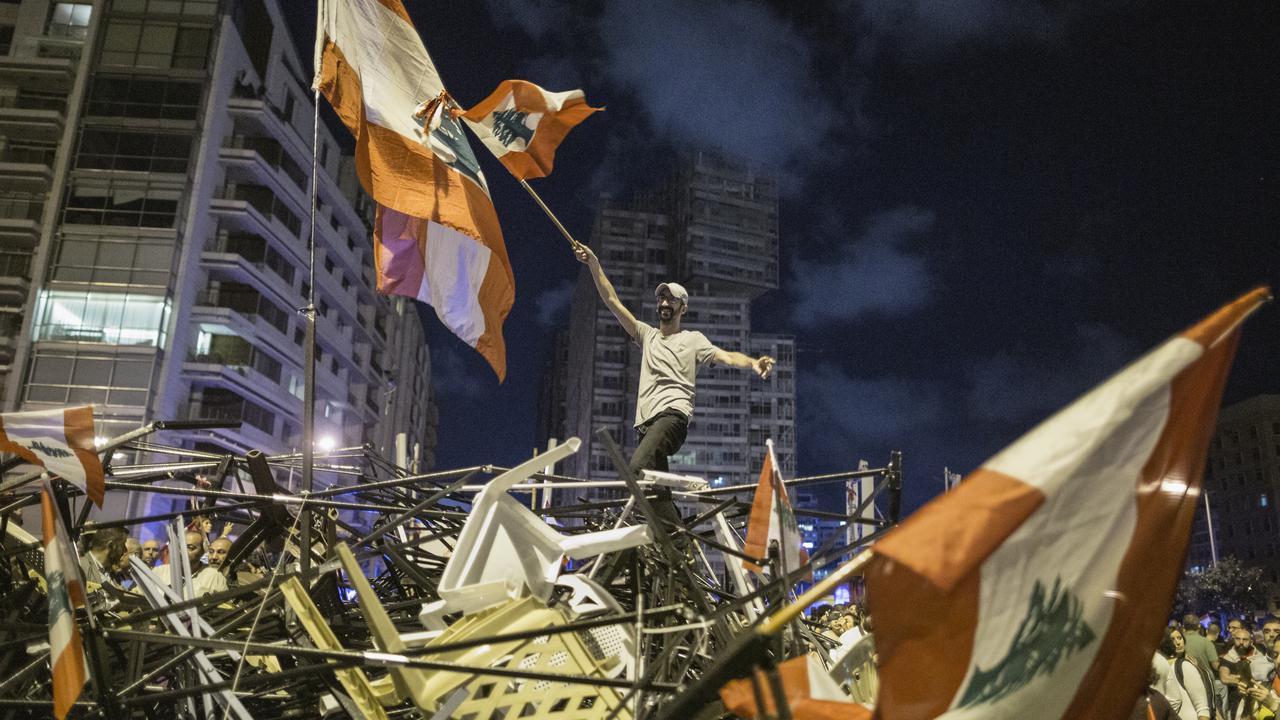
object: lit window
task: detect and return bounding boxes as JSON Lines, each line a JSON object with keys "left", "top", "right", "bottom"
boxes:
{"left": 47, "top": 3, "right": 92, "bottom": 39}
{"left": 1263, "top": 494, "right": 1270, "bottom": 508}
{"left": 33, "top": 289, "right": 168, "bottom": 347}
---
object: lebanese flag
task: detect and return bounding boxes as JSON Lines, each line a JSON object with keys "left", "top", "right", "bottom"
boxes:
{"left": 866, "top": 287, "right": 1271, "bottom": 720}
{"left": 314, "top": 0, "right": 514, "bottom": 380}
{"left": 41, "top": 480, "right": 87, "bottom": 720}
{"left": 459, "top": 80, "right": 601, "bottom": 180}
{"left": 720, "top": 655, "right": 872, "bottom": 720}
{"left": 743, "top": 439, "right": 809, "bottom": 576}
{"left": 0, "top": 406, "right": 103, "bottom": 507}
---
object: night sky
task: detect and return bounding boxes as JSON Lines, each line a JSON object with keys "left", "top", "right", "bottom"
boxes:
{"left": 288, "top": 1, "right": 1278, "bottom": 514}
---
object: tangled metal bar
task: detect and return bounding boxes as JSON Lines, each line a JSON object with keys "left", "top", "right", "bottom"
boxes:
{"left": 0, "top": 421, "right": 899, "bottom": 718}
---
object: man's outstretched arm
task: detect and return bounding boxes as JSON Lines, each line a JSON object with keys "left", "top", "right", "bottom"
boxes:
{"left": 574, "top": 242, "right": 643, "bottom": 343}
{"left": 713, "top": 348, "right": 775, "bottom": 379}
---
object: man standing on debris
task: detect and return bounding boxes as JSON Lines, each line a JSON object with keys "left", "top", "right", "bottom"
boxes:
{"left": 575, "top": 242, "right": 775, "bottom": 476}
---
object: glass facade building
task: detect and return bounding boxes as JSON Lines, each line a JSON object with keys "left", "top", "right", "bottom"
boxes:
{"left": 0, "top": 0, "right": 437, "bottom": 520}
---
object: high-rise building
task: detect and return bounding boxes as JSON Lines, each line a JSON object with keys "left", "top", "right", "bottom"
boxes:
{"left": 1187, "top": 394, "right": 1280, "bottom": 580}
{"left": 0, "top": 0, "right": 436, "bottom": 519}
{"left": 539, "top": 152, "right": 795, "bottom": 493}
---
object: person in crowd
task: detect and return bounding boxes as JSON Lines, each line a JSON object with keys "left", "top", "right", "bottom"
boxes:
{"left": 154, "top": 530, "right": 227, "bottom": 596}
{"left": 1262, "top": 618, "right": 1280, "bottom": 659}
{"left": 1185, "top": 615, "right": 1223, "bottom": 677}
{"left": 1154, "top": 649, "right": 1199, "bottom": 720}
{"left": 1222, "top": 625, "right": 1277, "bottom": 718}
{"left": 78, "top": 528, "right": 127, "bottom": 588}
{"left": 1134, "top": 669, "right": 1180, "bottom": 720}
{"left": 1161, "top": 627, "right": 1216, "bottom": 720}
{"left": 140, "top": 539, "right": 161, "bottom": 567}
{"left": 208, "top": 537, "right": 232, "bottom": 571}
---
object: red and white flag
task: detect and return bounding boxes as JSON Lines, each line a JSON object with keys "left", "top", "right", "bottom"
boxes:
{"left": 41, "top": 479, "right": 87, "bottom": 720}
{"left": 314, "top": 0, "right": 514, "bottom": 380}
{"left": 0, "top": 406, "right": 103, "bottom": 507}
{"left": 743, "top": 439, "right": 808, "bottom": 575}
{"left": 459, "top": 79, "right": 601, "bottom": 180}
{"left": 865, "top": 287, "right": 1271, "bottom": 720}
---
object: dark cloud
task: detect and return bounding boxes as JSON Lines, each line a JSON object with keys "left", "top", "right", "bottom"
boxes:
{"left": 534, "top": 281, "right": 575, "bottom": 325}
{"left": 790, "top": 205, "right": 935, "bottom": 326}
{"left": 429, "top": 344, "right": 488, "bottom": 400}
{"left": 966, "top": 323, "right": 1140, "bottom": 423}
{"left": 598, "top": 0, "right": 838, "bottom": 176}
{"left": 798, "top": 361, "right": 949, "bottom": 477}
{"left": 479, "top": 0, "right": 573, "bottom": 40}
{"left": 849, "top": 0, "right": 1072, "bottom": 58}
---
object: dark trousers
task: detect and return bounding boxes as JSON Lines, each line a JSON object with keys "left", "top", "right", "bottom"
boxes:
{"left": 624, "top": 411, "right": 691, "bottom": 554}
{"left": 627, "top": 411, "right": 689, "bottom": 478}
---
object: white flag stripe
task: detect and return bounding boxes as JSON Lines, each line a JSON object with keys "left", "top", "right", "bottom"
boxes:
{"left": 318, "top": 0, "right": 439, "bottom": 141}
{"left": 941, "top": 340, "right": 1202, "bottom": 717}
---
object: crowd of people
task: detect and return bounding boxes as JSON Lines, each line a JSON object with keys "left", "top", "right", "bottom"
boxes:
{"left": 75, "top": 516, "right": 263, "bottom": 599}
{"left": 1134, "top": 614, "right": 1280, "bottom": 720}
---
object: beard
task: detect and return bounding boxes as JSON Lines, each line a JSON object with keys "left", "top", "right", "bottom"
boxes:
{"left": 659, "top": 307, "right": 674, "bottom": 321}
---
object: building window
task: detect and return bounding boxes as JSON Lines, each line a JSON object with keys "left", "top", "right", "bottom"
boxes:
{"left": 111, "top": 0, "right": 217, "bottom": 16}
{"left": 52, "top": 235, "right": 174, "bottom": 288}
{"left": 87, "top": 76, "right": 203, "bottom": 120}
{"left": 26, "top": 349, "right": 155, "bottom": 406}
{"left": 99, "top": 18, "right": 211, "bottom": 69}
{"left": 1263, "top": 494, "right": 1270, "bottom": 508}
{"left": 47, "top": 3, "right": 92, "bottom": 39}
{"left": 0, "top": 25, "right": 13, "bottom": 56}
{"left": 76, "top": 128, "right": 192, "bottom": 174}
{"left": 33, "top": 289, "right": 169, "bottom": 347}
{"left": 62, "top": 179, "right": 181, "bottom": 228}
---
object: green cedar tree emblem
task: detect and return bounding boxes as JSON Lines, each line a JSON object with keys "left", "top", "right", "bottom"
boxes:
{"left": 491, "top": 108, "right": 534, "bottom": 147}
{"left": 956, "top": 577, "right": 1096, "bottom": 708}
{"left": 48, "top": 568, "right": 71, "bottom": 621}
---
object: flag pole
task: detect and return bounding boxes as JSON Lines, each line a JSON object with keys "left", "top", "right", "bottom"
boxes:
{"left": 517, "top": 179, "right": 582, "bottom": 250}
{"left": 299, "top": 87, "right": 320, "bottom": 578}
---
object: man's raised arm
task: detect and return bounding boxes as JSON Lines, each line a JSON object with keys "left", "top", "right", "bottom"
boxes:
{"left": 574, "top": 243, "right": 643, "bottom": 343}
{"left": 712, "top": 348, "right": 776, "bottom": 379}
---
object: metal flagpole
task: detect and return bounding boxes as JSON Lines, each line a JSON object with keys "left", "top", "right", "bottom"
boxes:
{"left": 1204, "top": 490, "right": 1218, "bottom": 566}
{"left": 517, "top": 178, "right": 582, "bottom": 250}
{"left": 300, "top": 88, "right": 320, "bottom": 577}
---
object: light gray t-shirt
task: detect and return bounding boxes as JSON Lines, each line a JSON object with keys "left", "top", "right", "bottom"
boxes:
{"left": 634, "top": 322, "right": 717, "bottom": 427}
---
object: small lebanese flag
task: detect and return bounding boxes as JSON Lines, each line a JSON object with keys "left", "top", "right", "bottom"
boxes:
{"left": 0, "top": 406, "right": 103, "bottom": 507}
{"left": 743, "top": 439, "right": 809, "bottom": 576}
{"left": 459, "top": 80, "right": 601, "bottom": 180}
{"left": 866, "top": 287, "right": 1271, "bottom": 720}
{"left": 41, "top": 480, "right": 87, "bottom": 720}
{"left": 720, "top": 655, "right": 872, "bottom": 720}
{"left": 315, "top": 0, "right": 514, "bottom": 380}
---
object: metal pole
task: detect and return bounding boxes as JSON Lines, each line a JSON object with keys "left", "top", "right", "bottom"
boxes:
{"left": 518, "top": 179, "right": 581, "bottom": 250}
{"left": 1204, "top": 490, "right": 1218, "bottom": 566}
{"left": 300, "top": 87, "right": 321, "bottom": 577}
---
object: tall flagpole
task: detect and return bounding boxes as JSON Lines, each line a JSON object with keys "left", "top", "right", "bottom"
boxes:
{"left": 300, "top": 87, "right": 320, "bottom": 577}
{"left": 517, "top": 178, "right": 581, "bottom": 250}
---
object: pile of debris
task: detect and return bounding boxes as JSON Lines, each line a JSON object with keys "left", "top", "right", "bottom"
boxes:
{"left": 0, "top": 421, "right": 899, "bottom": 719}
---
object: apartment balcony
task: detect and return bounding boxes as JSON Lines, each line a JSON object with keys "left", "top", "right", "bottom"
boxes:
{"left": 220, "top": 144, "right": 308, "bottom": 213}
{"left": 0, "top": 53, "right": 74, "bottom": 93}
{"left": 0, "top": 207, "right": 42, "bottom": 249}
{"left": 0, "top": 94, "right": 66, "bottom": 143}
{"left": 185, "top": 388, "right": 283, "bottom": 454}
{"left": 192, "top": 286, "right": 292, "bottom": 347}
{"left": 0, "top": 145, "right": 55, "bottom": 192}
{"left": 200, "top": 248, "right": 300, "bottom": 317}
{"left": 210, "top": 183, "right": 303, "bottom": 246}
{"left": 182, "top": 355, "right": 299, "bottom": 423}
{"left": 225, "top": 94, "right": 311, "bottom": 174}
{"left": 0, "top": 252, "right": 32, "bottom": 304}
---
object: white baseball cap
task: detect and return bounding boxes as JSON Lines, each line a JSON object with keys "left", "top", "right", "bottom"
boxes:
{"left": 655, "top": 282, "right": 689, "bottom": 307}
